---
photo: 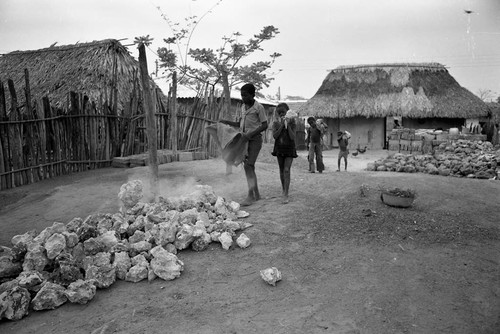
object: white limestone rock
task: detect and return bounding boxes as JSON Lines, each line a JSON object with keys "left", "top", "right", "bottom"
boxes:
{"left": 31, "top": 282, "right": 68, "bottom": 310}
{"left": 17, "top": 270, "right": 44, "bottom": 289}
{"left": 260, "top": 267, "right": 282, "bottom": 286}
{"left": 62, "top": 231, "right": 79, "bottom": 248}
{"left": 118, "top": 180, "right": 143, "bottom": 209}
{"left": 153, "top": 221, "right": 178, "bottom": 246}
{"left": 150, "top": 249, "right": 184, "bottom": 281}
{"left": 45, "top": 233, "right": 67, "bottom": 260}
{"left": 65, "top": 279, "right": 96, "bottom": 304}
{"left": 0, "top": 253, "right": 23, "bottom": 279}
{"left": 174, "top": 224, "right": 195, "bottom": 250}
{"left": 0, "top": 286, "right": 31, "bottom": 320}
{"left": 11, "top": 230, "right": 36, "bottom": 247}
{"left": 85, "top": 264, "right": 116, "bottom": 289}
{"left": 22, "top": 244, "right": 49, "bottom": 272}
{"left": 113, "top": 252, "right": 131, "bottom": 280}
{"left": 236, "top": 233, "right": 251, "bottom": 249}
{"left": 125, "top": 264, "right": 148, "bottom": 283}
{"left": 218, "top": 232, "right": 233, "bottom": 250}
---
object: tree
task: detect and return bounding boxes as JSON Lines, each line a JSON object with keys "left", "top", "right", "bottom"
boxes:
{"left": 477, "top": 89, "right": 495, "bottom": 102}
{"left": 155, "top": 5, "right": 281, "bottom": 99}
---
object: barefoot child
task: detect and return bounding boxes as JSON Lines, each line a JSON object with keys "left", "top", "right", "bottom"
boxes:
{"left": 271, "top": 103, "right": 298, "bottom": 204}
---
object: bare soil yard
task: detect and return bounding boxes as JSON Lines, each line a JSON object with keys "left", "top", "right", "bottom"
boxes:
{"left": 1, "top": 145, "right": 499, "bottom": 334}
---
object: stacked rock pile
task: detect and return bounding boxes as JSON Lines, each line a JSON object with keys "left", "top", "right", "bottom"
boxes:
{"left": 0, "top": 181, "right": 252, "bottom": 321}
{"left": 367, "top": 140, "right": 499, "bottom": 179}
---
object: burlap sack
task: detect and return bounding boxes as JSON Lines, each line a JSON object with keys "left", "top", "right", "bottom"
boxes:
{"left": 206, "top": 122, "right": 248, "bottom": 166}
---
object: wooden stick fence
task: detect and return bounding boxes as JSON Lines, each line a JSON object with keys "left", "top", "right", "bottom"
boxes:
{"left": 0, "top": 71, "right": 274, "bottom": 190}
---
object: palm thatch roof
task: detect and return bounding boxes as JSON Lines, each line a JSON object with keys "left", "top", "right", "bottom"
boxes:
{"left": 486, "top": 102, "right": 500, "bottom": 124}
{"left": 299, "top": 63, "right": 489, "bottom": 119}
{"left": 0, "top": 39, "right": 165, "bottom": 113}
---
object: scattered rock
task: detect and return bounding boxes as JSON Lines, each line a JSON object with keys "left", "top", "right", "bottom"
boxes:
{"left": 260, "top": 267, "right": 282, "bottom": 286}
{"left": 236, "top": 234, "right": 251, "bottom": 248}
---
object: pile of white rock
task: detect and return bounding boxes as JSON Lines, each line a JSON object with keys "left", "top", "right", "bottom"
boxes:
{"left": 367, "top": 140, "right": 499, "bottom": 179}
{"left": 0, "top": 181, "right": 252, "bottom": 321}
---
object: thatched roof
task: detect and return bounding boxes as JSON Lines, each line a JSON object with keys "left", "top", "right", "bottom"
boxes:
{"left": 0, "top": 39, "right": 165, "bottom": 113}
{"left": 486, "top": 102, "right": 500, "bottom": 123}
{"left": 299, "top": 63, "right": 489, "bottom": 119}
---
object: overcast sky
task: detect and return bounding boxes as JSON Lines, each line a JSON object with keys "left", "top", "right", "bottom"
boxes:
{"left": 1, "top": 0, "right": 499, "bottom": 100}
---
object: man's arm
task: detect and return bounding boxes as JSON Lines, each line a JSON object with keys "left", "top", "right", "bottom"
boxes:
{"left": 219, "top": 119, "right": 240, "bottom": 128}
{"left": 243, "top": 121, "right": 268, "bottom": 140}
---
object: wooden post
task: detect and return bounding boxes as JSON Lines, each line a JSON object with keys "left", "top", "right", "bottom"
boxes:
{"left": 138, "top": 43, "right": 158, "bottom": 201}
{"left": 222, "top": 70, "right": 233, "bottom": 175}
{"left": 171, "top": 71, "right": 178, "bottom": 153}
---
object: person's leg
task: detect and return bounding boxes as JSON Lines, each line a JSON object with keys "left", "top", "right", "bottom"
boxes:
{"left": 282, "top": 157, "right": 293, "bottom": 203}
{"left": 242, "top": 163, "right": 255, "bottom": 205}
{"left": 241, "top": 137, "right": 262, "bottom": 206}
{"left": 315, "top": 144, "right": 324, "bottom": 172}
{"left": 308, "top": 144, "right": 315, "bottom": 172}
{"left": 344, "top": 155, "right": 348, "bottom": 171}
{"left": 337, "top": 151, "right": 341, "bottom": 171}
{"left": 277, "top": 156, "right": 285, "bottom": 194}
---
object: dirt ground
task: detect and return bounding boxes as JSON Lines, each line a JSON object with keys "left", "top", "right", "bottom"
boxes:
{"left": 1, "top": 145, "right": 499, "bottom": 334}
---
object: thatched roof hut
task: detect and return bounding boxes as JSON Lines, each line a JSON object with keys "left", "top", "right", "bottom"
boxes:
{"left": 299, "top": 63, "right": 489, "bottom": 119}
{"left": 0, "top": 39, "right": 165, "bottom": 113}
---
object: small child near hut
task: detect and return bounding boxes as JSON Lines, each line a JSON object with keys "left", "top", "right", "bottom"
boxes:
{"left": 337, "top": 131, "right": 349, "bottom": 171}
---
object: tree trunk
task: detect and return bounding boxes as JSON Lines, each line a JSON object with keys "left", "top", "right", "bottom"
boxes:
{"left": 138, "top": 44, "right": 158, "bottom": 201}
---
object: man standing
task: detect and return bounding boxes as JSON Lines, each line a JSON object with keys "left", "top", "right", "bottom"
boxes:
{"left": 306, "top": 117, "right": 324, "bottom": 173}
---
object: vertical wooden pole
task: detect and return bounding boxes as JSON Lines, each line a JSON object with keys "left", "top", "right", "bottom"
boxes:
{"left": 0, "top": 82, "right": 10, "bottom": 189}
{"left": 171, "top": 71, "right": 178, "bottom": 153}
{"left": 7, "top": 79, "right": 23, "bottom": 186}
{"left": 222, "top": 70, "right": 233, "bottom": 175}
{"left": 138, "top": 43, "right": 158, "bottom": 201}
{"left": 24, "top": 69, "right": 36, "bottom": 183}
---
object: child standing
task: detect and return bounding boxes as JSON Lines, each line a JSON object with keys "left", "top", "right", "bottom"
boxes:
{"left": 306, "top": 117, "right": 324, "bottom": 173}
{"left": 271, "top": 103, "right": 298, "bottom": 204}
{"left": 337, "top": 131, "right": 349, "bottom": 171}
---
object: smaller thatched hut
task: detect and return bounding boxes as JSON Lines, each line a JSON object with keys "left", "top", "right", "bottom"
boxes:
{"left": 0, "top": 38, "right": 167, "bottom": 114}
{"left": 299, "top": 63, "right": 489, "bottom": 149}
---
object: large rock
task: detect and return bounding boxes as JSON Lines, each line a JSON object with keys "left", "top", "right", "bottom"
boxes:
{"left": 155, "top": 221, "right": 179, "bottom": 246}
{"left": 76, "top": 223, "right": 98, "bottom": 242}
{"left": 125, "top": 264, "right": 148, "bottom": 283}
{"left": 62, "top": 231, "right": 79, "bottom": 248}
{"left": 150, "top": 248, "right": 183, "bottom": 281}
{"left": 113, "top": 252, "right": 131, "bottom": 280}
{"left": 11, "top": 230, "right": 37, "bottom": 247}
{"left": 31, "top": 282, "right": 67, "bottom": 311}
{"left": 66, "top": 217, "right": 84, "bottom": 233}
{"left": 174, "top": 224, "right": 195, "bottom": 250}
{"left": 85, "top": 264, "right": 116, "bottom": 289}
{"left": 22, "top": 244, "right": 49, "bottom": 272}
{"left": 111, "top": 213, "right": 129, "bottom": 234}
{"left": 96, "top": 231, "right": 120, "bottom": 251}
{"left": 83, "top": 237, "right": 105, "bottom": 256}
{"left": 17, "top": 270, "right": 44, "bottom": 289}
{"left": 45, "top": 233, "right": 67, "bottom": 259}
{"left": 0, "top": 253, "right": 23, "bottom": 279}
{"left": 0, "top": 286, "right": 31, "bottom": 320}
{"left": 65, "top": 279, "right": 96, "bottom": 304}
{"left": 218, "top": 232, "right": 233, "bottom": 250}
{"left": 118, "top": 180, "right": 143, "bottom": 208}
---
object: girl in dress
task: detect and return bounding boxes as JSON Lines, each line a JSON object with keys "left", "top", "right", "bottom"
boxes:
{"left": 271, "top": 103, "right": 298, "bottom": 204}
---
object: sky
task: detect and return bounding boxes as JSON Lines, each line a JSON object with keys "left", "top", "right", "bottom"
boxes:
{"left": 1, "top": 0, "right": 499, "bottom": 100}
